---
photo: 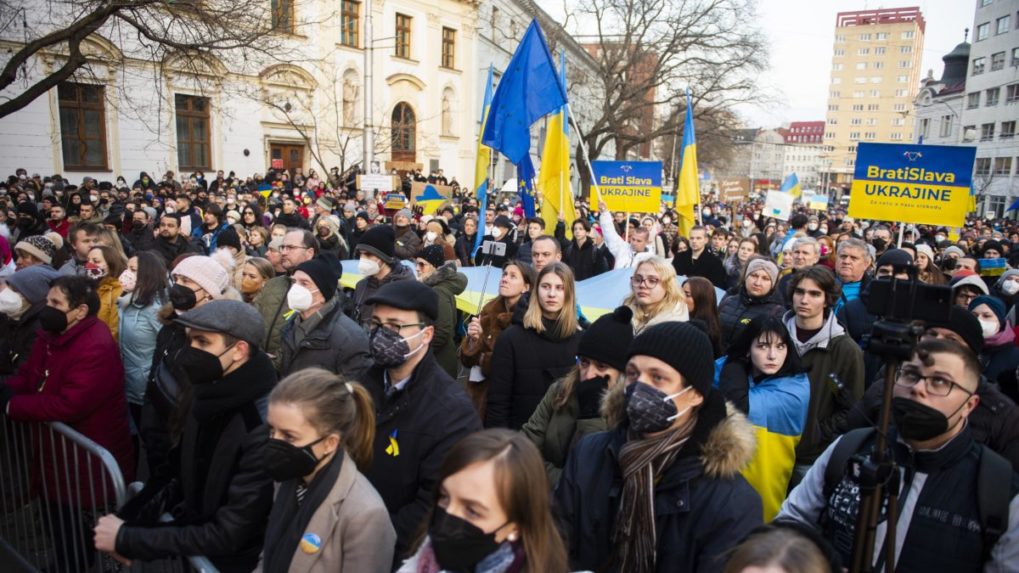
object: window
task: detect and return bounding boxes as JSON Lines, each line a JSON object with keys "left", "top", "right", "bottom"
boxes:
{"left": 876, "top": 32, "right": 888, "bottom": 40}
{"left": 977, "top": 22, "right": 990, "bottom": 41}
{"left": 890, "top": 133, "right": 903, "bottom": 141}
{"left": 895, "top": 89, "right": 909, "bottom": 97}
{"left": 58, "top": 82, "right": 107, "bottom": 170}
{"left": 854, "top": 77, "right": 866, "bottom": 84}
{"left": 875, "top": 47, "right": 886, "bottom": 55}
{"left": 859, "top": 33, "right": 871, "bottom": 41}
{"left": 271, "top": 0, "right": 294, "bottom": 33}
{"left": 920, "top": 118, "right": 930, "bottom": 138}
{"left": 852, "top": 104, "right": 864, "bottom": 111}
{"left": 981, "top": 0, "right": 992, "bottom": 6}
{"left": 827, "top": 118, "right": 838, "bottom": 125}
{"left": 981, "top": 123, "right": 995, "bottom": 141}
{"left": 969, "top": 92, "right": 981, "bottom": 109}
{"left": 441, "top": 27, "right": 456, "bottom": 69}
{"left": 1007, "top": 84, "right": 1019, "bottom": 103}
{"left": 898, "top": 60, "right": 911, "bottom": 68}
{"left": 867, "top": 104, "right": 880, "bottom": 111}
{"left": 871, "top": 89, "right": 881, "bottom": 97}
{"left": 992, "top": 51, "right": 1006, "bottom": 71}
{"left": 849, "top": 132, "right": 860, "bottom": 140}
{"left": 893, "top": 103, "right": 906, "bottom": 111}
{"left": 857, "top": 48, "right": 870, "bottom": 56}
{"left": 975, "top": 158, "right": 992, "bottom": 176}
{"left": 873, "top": 62, "right": 884, "bottom": 69}
{"left": 836, "top": 34, "right": 846, "bottom": 43}
{"left": 855, "top": 62, "right": 866, "bottom": 70}
{"left": 175, "top": 95, "right": 211, "bottom": 170}
{"left": 902, "top": 31, "right": 914, "bottom": 39}
{"left": 939, "top": 115, "right": 952, "bottom": 138}
{"left": 867, "top": 118, "right": 879, "bottom": 126}
{"left": 997, "top": 15, "right": 1011, "bottom": 34}
{"left": 340, "top": 0, "right": 360, "bottom": 47}
{"left": 994, "top": 157, "right": 1013, "bottom": 175}
{"left": 850, "top": 118, "right": 862, "bottom": 125}
{"left": 987, "top": 88, "right": 1000, "bottom": 106}
{"left": 864, "top": 132, "right": 876, "bottom": 140}
{"left": 830, "top": 90, "right": 841, "bottom": 98}
{"left": 1002, "top": 121, "right": 1017, "bottom": 139}
{"left": 391, "top": 102, "right": 416, "bottom": 161}
{"left": 900, "top": 46, "right": 912, "bottom": 53}
{"left": 896, "top": 75, "right": 908, "bottom": 83}
{"left": 834, "top": 48, "right": 845, "bottom": 57}
{"left": 852, "top": 90, "right": 864, "bottom": 98}
{"left": 490, "top": 7, "right": 499, "bottom": 35}
{"left": 395, "top": 13, "right": 412, "bottom": 59}
{"left": 833, "top": 77, "right": 842, "bottom": 85}
{"left": 973, "top": 57, "right": 986, "bottom": 75}
{"left": 891, "top": 117, "right": 904, "bottom": 126}
{"left": 833, "top": 63, "right": 844, "bottom": 71}
{"left": 828, "top": 104, "right": 839, "bottom": 111}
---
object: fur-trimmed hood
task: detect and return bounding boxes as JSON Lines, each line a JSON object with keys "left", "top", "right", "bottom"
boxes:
{"left": 600, "top": 382, "right": 756, "bottom": 479}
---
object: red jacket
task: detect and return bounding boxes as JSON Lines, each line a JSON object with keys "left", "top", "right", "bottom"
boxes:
{"left": 6, "top": 315, "right": 134, "bottom": 506}
{"left": 47, "top": 218, "right": 70, "bottom": 239}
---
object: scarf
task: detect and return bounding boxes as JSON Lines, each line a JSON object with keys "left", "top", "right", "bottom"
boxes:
{"left": 262, "top": 450, "right": 345, "bottom": 573}
{"left": 613, "top": 414, "right": 699, "bottom": 573}
{"left": 414, "top": 539, "right": 525, "bottom": 573}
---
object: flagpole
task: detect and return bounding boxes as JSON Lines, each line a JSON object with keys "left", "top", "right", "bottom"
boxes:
{"left": 565, "top": 102, "right": 602, "bottom": 203}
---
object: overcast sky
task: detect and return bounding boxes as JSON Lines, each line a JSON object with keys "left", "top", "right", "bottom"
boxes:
{"left": 548, "top": 0, "right": 975, "bottom": 128}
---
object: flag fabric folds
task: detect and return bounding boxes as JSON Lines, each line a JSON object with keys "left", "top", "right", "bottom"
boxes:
{"left": 517, "top": 156, "right": 537, "bottom": 218}
{"left": 481, "top": 20, "right": 567, "bottom": 164}
{"left": 676, "top": 89, "right": 700, "bottom": 238}
{"left": 539, "top": 52, "right": 575, "bottom": 239}
{"left": 780, "top": 172, "right": 802, "bottom": 198}
{"left": 474, "top": 66, "right": 494, "bottom": 252}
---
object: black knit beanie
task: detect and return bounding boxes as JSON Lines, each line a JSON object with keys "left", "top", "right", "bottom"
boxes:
{"left": 416, "top": 244, "right": 446, "bottom": 270}
{"left": 296, "top": 255, "right": 342, "bottom": 301}
{"left": 578, "top": 306, "right": 634, "bottom": 371}
{"left": 627, "top": 321, "right": 714, "bottom": 397}
{"left": 356, "top": 225, "right": 397, "bottom": 264}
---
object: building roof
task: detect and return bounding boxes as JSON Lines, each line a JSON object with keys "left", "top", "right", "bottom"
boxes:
{"left": 780, "top": 121, "right": 825, "bottom": 144}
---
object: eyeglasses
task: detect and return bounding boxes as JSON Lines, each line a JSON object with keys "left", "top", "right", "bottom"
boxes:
{"left": 369, "top": 319, "right": 425, "bottom": 334}
{"left": 895, "top": 367, "right": 973, "bottom": 398}
{"left": 630, "top": 275, "right": 661, "bottom": 288}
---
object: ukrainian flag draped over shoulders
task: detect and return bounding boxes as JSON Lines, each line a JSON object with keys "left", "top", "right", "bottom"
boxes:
{"left": 474, "top": 66, "right": 494, "bottom": 253}
{"left": 539, "top": 52, "right": 575, "bottom": 238}
{"left": 676, "top": 89, "right": 699, "bottom": 238}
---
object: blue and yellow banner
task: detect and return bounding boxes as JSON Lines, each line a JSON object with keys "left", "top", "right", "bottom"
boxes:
{"left": 588, "top": 160, "right": 662, "bottom": 213}
{"left": 848, "top": 143, "right": 976, "bottom": 227}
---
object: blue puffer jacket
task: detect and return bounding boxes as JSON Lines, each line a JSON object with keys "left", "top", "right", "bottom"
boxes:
{"left": 118, "top": 295, "right": 162, "bottom": 405}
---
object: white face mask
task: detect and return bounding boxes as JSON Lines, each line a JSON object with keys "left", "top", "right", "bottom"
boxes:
{"left": 1003, "top": 281, "right": 1019, "bottom": 295}
{"left": 664, "top": 386, "right": 695, "bottom": 423}
{"left": 935, "top": 235, "right": 946, "bottom": 243}
{"left": 980, "top": 319, "right": 999, "bottom": 338}
{"left": 808, "top": 223, "right": 818, "bottom": 231}
{"left": 493, "top": 227, "right": 506, "bottom": 240}
{"left": 287, "top": 284, "right": 318, "bottom": 312}
{"left": 358, "top": 257, "right": 381, "bottom": 276}
{"left": 0, "top": 287, "right": 25, "bottom": 317}
{"left": 425, "top": 231, "right": 438, "bottom": 243}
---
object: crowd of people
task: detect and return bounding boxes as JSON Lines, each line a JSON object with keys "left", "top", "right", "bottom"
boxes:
{"left": 0, "top": 165, "right": 1018, "bottom": 573}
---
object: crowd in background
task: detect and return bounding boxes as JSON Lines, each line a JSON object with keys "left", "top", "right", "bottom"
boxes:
{"left": 0, "top": 164, "right": 1017, "bottom": 573}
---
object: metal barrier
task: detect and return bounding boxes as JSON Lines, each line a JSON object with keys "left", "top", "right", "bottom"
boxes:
{"left": 0, "top": 415, "right": 127, "bottom": 572}
{"left": 0, "top": 416, "right": 220, "bottom": 573}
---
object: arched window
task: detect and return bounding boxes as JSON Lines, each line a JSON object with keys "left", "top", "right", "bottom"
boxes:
{"left": 391, "top": 102, "right": 416, "bottom": 162}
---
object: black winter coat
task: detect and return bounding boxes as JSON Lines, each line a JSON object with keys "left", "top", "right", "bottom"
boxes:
{"left": 717, "top": 287, "right": 784, "bottom": 351}
{"left": 0, "top": 302, "right": 45, "bottom": 375}
{"left": 361, "top": 352, "right": 482, "bottom": 558}
{"left": 117, "top": 352, "right": 276, "bottom": 573}
{"left": 555, "top": 396, "right": 762, "bottom": 572}
{"left": 485, "top": 319, "right": 582, "bottom": 429}
{"left": 140, "top": 307, "right": 190, "bottom": 474}
{"left": 150, "top": 235, "right": 198, "bottom": 266}
{"left": 279, "top": 297, "right": 372, "bottom": 381}
{"left": 563, "top": 238, "right": 607, "bottom": 281}
{"left": 673, "top": 250, "right": 728, "bottom": 289}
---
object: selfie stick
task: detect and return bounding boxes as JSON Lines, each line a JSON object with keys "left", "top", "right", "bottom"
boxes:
{"left": 476, "top": 259, "right": 493, "bottom": 315}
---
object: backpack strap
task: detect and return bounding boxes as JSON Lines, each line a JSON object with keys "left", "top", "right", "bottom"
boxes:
{"left": 977, "top": 445, "right": 1011, "bottom": 563}
{"left": 824, "top": 428, "right": 876, "bottom": 499}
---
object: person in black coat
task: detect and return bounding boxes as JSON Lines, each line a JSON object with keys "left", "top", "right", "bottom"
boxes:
{"left": 359, "top": 280, "right": 482, "bottom": 560}
{"left": 672, "top": 226, "right": 727, "bottom": 289}
{"left": 555, "top": 322, "right": 762, "bottom": 572}
{"left": 717, "top": 258, "right": 784, "bottom": 352}
{"left": 474, "top": 215, "right": 518, "bottom": 267}
{"left": 96, "top": 301, "right": 275, "bottom": 573}
{"left": 559, "top": 218, "right": 607, "bottom": 281}
{"left": 0, "top": 265, "right": 61, "bottom": 375}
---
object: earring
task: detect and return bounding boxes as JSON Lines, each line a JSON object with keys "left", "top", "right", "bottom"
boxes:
{"left": 508, "top": 532, "right": 517, "bottom": 542}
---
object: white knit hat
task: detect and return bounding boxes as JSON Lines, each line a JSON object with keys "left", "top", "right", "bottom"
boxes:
{"left": 171, "top": 255, "right": 230, "bottom": 299}
{"left": 914, "top": 243, "right": 934, "bottom": 263}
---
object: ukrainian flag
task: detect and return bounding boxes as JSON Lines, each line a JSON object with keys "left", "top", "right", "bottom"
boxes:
{"left": 414, "top": 184, "right": 447, "bottom": 215}
{"left": 676, "top": 89, "right": 699, "bottom": 238}
{"left": 474, "top": 66, "right": 494, "bottom": 253}
{"left": 539, "top": 52, "right": 575, "bottom": 239}
{"left": 780, "top": 172, "right": 802, "bottom": 199}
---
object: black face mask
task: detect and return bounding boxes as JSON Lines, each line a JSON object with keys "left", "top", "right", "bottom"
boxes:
{"left": 891, "top": 396, "right": 965, "bottom": 442}
{"left": 428, "top": 507, "right": 506, "bottom": 573}
{"left": 872, "top": 238, "right": 887, "bottom": 252}
{"left": 178, "top": 345, "right": 232, "bottom": 385}
{"left": 169, "top": 284, "right": 198, "bottom": 311}
{"left": 131, "top": 220, "right": 145, "bottom": 231}
{"left": 39, "top": 306, "right": 71, "bottom": 333}
{"left": 263, "top": 436, "right": 327, "bottom": 482}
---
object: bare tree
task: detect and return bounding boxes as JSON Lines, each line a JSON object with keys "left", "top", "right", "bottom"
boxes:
{"left": 561, "top": 0, "right": 768, "bottom": 167}
{"left": 0, "top": 0, "right": 286, "bottom": 119}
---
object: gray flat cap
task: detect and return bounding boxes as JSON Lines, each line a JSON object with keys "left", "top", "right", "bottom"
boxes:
{"left": 175, "top": 300, "right": 265, "bottom": 346}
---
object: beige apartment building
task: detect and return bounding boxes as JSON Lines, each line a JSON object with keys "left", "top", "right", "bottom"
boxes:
{"left": 823, "top": 7, "right": 925, "bottom": 187}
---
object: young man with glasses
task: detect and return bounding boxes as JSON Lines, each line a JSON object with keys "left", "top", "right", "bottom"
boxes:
{"left": 778, "top": 338, "right": 1019, "bottom": 571}
{"left": 253, "top": 228, "right": 319, "bottom": 370}
{"left": 360, "top": 280, "right": 482, "bottom": 561}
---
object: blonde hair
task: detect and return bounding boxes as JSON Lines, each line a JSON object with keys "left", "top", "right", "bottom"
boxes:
{"left": 523, "top": 262, "right": 578, "bottom": 339}
{"left": 623, "top": 256, "right": 687, "bottom": 327}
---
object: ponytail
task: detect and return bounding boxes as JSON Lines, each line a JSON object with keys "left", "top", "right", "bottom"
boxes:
{"left": 345, "top": 383, "right": 376, "bottom": 469}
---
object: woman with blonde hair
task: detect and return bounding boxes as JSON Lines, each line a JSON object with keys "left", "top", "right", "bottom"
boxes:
{"left": 259, "top": 368, "right": 395, "bottom": 573}
{"left": 399, "top": 429, "right": 569, "bottom": 573}
{"left": 485, "top": 262, "right": 582, "bottom": 429}
{"left": 623, "top": 256, "right": 688, "bottom": 334}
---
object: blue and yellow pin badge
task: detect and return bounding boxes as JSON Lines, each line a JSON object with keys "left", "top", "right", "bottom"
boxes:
{"left": 299, "top": 532, "right": 322, "bottom": 554}
{"left": 385, "top": 429, "right": 400, "bottom": 457}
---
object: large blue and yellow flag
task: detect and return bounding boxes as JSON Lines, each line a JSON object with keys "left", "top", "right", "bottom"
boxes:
{"left": 780, "top": 172, "right": 801, "bottom": 198}
{"left": 676, "top": 89, "right": 699, "bottom": 238}
{"left": 414, "top": 184, "right": 447, "bottom": 215}
{"left": 539, "top": 52, "right": 575, "bottom": 239}
{"left": 517, "top": 156, "right": 537, "bottom": 218}
{"left": 481, "top": 19, "right": 567, "bottom": 164}
{"left": 474, "top": 66, "right": 494, "bottom": 252}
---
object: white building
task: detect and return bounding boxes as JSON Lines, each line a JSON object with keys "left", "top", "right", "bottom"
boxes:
{"left": 962, "top": 0, "right": 1019, "bottom": 218}
{"left": 914, "top": 40, "right": 970, "bottom": 147}
{"left": 0, "top": 0, "right": 480, "bottom": 183}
